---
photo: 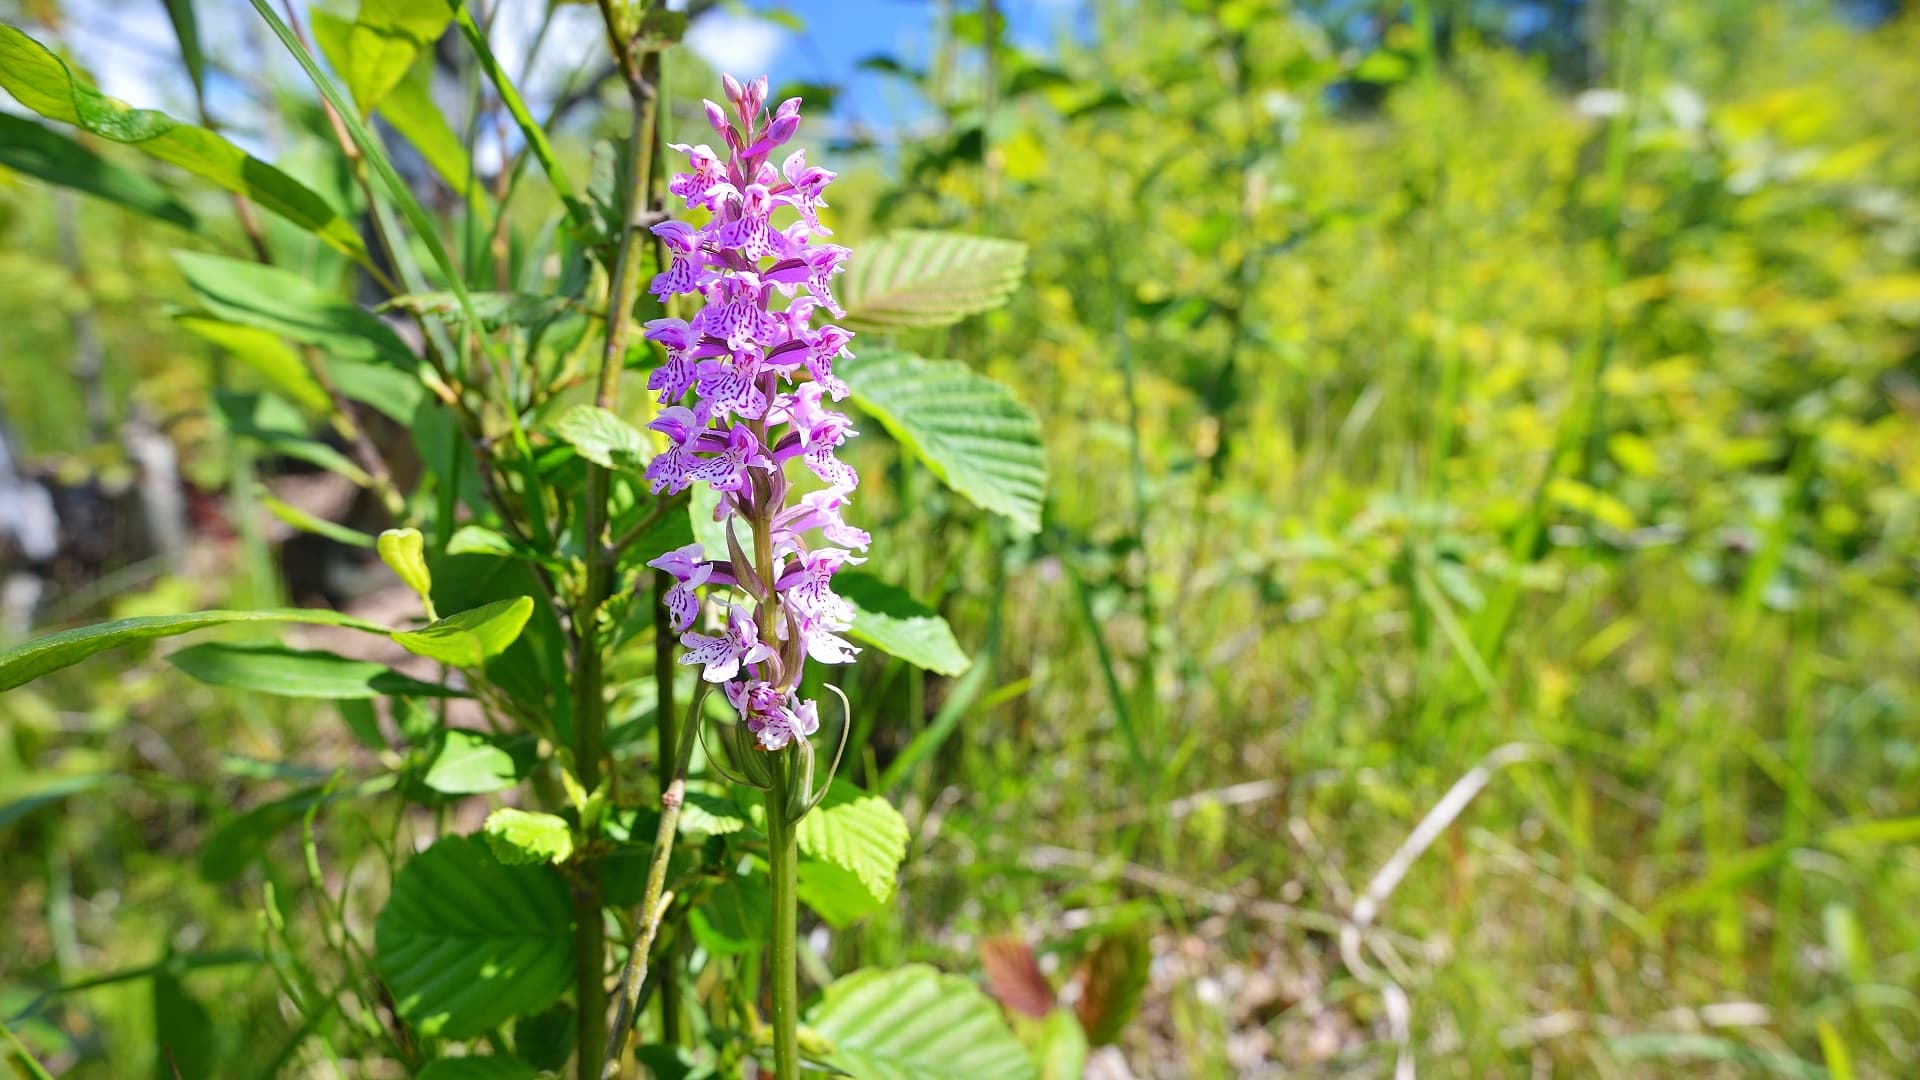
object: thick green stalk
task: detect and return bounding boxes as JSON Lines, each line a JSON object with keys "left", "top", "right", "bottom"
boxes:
{"left": 765, "top": 763, "right": 801, "bottom": 1080}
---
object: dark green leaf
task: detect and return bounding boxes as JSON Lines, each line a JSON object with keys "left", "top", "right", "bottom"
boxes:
{"left": 215, "top": 390, "right": 367, "bottom": 482}
{"left": 513, "top": 1004, "right": 575, "bottom": 1073}
{"left": 0, "top": 609, "right": 388, "bottom": 692}
{"left": 689, "top": 868, "right": 769, "bottom": 956}
{"left": 375, "top": 835, "right": 573, "bottom": 1039}
{"left": 168, "top": 642, "right": 449, "bottom": 699}
{"left": 175, "top": 250, "right": 416, "bottom": 370}
{"left": 0, "top": 114, "right": 195, "bottom": 228}
{"left": 415, "top": 1059, "right": 536, "bottom": 1080}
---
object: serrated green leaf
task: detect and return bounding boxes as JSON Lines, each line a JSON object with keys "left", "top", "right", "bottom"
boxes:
{"left": 416, "top": 1058, "right": 536, "bottom": 1080}
{"left": 421, "top": 729, "right": 527, "bottom": 795}
{"left": 483, "top": 808, "right": 574, "bottom": 866}
{"left": 513, "top": 1003, "right": 575, "bottom": 1073}
{"left": 796, "top": 781, "right": 908, "bottom": 908}
{"left": 842, "top": 349, "right": 1047, "bottom": 533}
{"left": 0, "top": 113, "right": 197, "bottom": 229}
{"left": 840, "top": 230, "right": 1026, "bottom": 330}
{"left": 0, "top": 24, "right": 367, "bottom": 262}
{"left": 837, "top": 572, "right": 970, "bottom": 676}
{"left": 168, "top": 642, "right": 450, "bottom": 699}
{"left": 175, "top": 316, "right": 330, "bottom": 413}
{"left": 554, "top": 405, "right": 653, "bottom": 472}
{"left": 0, "top": 609, "right": 388, "bottom": 692}
{"left": 806, "top": 965, "right": 1035, "bottom": 1080}
{"left": 345, "top": 0, "right": 452, "bottom": 114}
{"left": 375, "top": 835, "right": 572, "bottom": 1039}
{"left": 393, "top": 597, "right": 535, "bottom": 668}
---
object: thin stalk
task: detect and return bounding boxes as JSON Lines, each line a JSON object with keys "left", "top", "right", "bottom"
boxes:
{"left": 764, "top": 760, "right": 801, "bottom": 1080}
{"left": 603, "top": 683, "right": 709, "bottom": 1076}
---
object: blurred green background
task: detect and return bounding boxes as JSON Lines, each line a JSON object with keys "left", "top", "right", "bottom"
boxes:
{"left": 4, "top": 0, "right": 1920, "bottom": 1076}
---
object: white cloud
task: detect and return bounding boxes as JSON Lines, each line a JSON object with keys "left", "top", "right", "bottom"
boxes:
{"left": 683, "top": 11, "right": 786, "bottom": 82}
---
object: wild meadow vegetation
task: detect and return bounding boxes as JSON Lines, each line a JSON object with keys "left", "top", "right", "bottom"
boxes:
{"left": 2, "top": 0, "right": 1919, "bottom": 1077}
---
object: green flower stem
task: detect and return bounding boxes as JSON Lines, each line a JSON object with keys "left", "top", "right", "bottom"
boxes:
{"left": 765, "top": 759, "right": 801, "bottom": 1080}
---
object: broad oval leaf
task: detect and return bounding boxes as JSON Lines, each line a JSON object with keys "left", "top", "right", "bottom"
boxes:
{"left": 842, "top": 350, "right": 1047, "bottom": 533}
{"left": 0, "top": 24, "right": 367, "bottom": 262}
{"left": 393, "top": 597, "right": 536, "bottom": 668}
{"left": 553, "top": 405, "right": 653, "bottom": 472}
{"left": 838, "top": 573, "right": 970, "bottom": 676}
{"left": 375, "top": 835, "right": 573, "bottom": 1039}
{"left": 0, "top": 608, "right": 388, "bottom": 692}
{"left": 483, "top": 808, "right": 574, "bottom": 866}
{"left": 795, "top": 781, "right": 909, "bottom": 910}
{"left": 840, "top": 230, "right": 1027, "bottom": 330}
{"left": 168, "top": 642, "right": 451, "bottom": 699}
{"left": 345, "top": 0, "right": 453, "bottom": 115}
{"left": 805, "top": 964, "right": 1036, "bottom": 1080}
{"left": 0, "top": 113, "right": 196, "bottom": 228}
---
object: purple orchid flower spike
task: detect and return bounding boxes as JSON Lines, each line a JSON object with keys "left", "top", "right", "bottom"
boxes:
{"left": 639, "top": 75, "right": 864, "bottom": 792}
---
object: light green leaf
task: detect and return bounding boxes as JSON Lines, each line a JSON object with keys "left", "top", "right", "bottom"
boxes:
{"left": 379, "top": 528, "right": 434, "bottom": 599}
{"left": 840, "top": 230, "right": 1026, "bottom": 330}
{"left": 483, "top": 808, "right": 574, "bottom": 866}
{"left": 797, "top": 858, "right": 885, "bottom": 928}
{"left": 175, "top": 316, "right": 330, "bottom": 413}
{"left": 0, "top": 113, "right": 196, "bottom": 229}
{"left": 806, "top": 965, "right": 1036, "bottom": 1080}
{"left": 310, "top": 10, "right": 470, "bottom": 193}
{"left": 553, "top": 405, "right": 653, "bottom": 472}
{"left": 175, "top": 250, "right": 416, "bottom": 370}
{"left": 393, "top": 597, "right": 535, "bottom": 668}
{"left": 842, "top": 349, "right": 1047, "bottom": 533}
{"left": 422, "top": 729, "right": 525, "bottom": 794}
{"left": 1025, "top": 1010, "right": 1090, "bottom": 1080}
{"left": 0, "top": 24, "right": 367, "bottom": 262}
{"left": 679, "top": 785, "right": 751, "bottom": 837}
{"left": 416, "top": 1058, "right": 537, "bottom": 1080}
{"left": 837, "top": 572, "right": 970, "bottom": 676}
{"left": 796, "top": 781, "right": 909, "bottom": 909}
{"left": 346, "top": 0, "right": 453, "bottom": 114}
{"left": 0, "top": 608, "right": 388, "bottom": 692}
{"left": 168, "top": 642, "right": 450, "bottom": 699}
{"left": 375, "top": 835, "right": 573, "bottom": 1039}
{"left": 0, "top": 774, "right": 121, "bottom": 832}
{"left": 214, "top": 390, "right": 368, "bottom": 484}
{"left": 258, "top": 489, "right": 377, "bottom": 548}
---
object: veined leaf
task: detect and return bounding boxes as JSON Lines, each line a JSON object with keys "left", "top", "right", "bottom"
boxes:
{"left": 838, "top": 572, "right": 970, "bottom": 676}
{"left": 795, "top": 781, "right": 908, "bottom": 909}
{"left": 345, "top": 0, "right": 452, "bottom": 114}
{"left": 805, "top": 965, "right": 1035, "bottom": 1080}
{"left": 375, "top": 835, "right": 573, "bottom": 1038}
{"left": 168, "top": 642, "right": 450, "bottom": 699}
{"left": 0, "top": 24, "right": 367, "bottom": 262}
{"left": 842, "top": 349, "right": 1047, "bottom": 533}
{"left": 0, "top": 113, "right": 196, "bottom": 228}
{"left": 175, "top": 251, "right": 415, "bottom": 369}
{"left": 840, "top": 230, "right": 1026, "bottom": 330}
{"left": 393, "top": 597, "right": 535, "bottom": 668}
{"left": 0, "top": 608, "right": 387, "bottom": 692}
{"left": 483, "top": 808, "right": 574, "bottom": 866}
{"left": 553, "top": 405, "right": 653, "bottom": 472}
